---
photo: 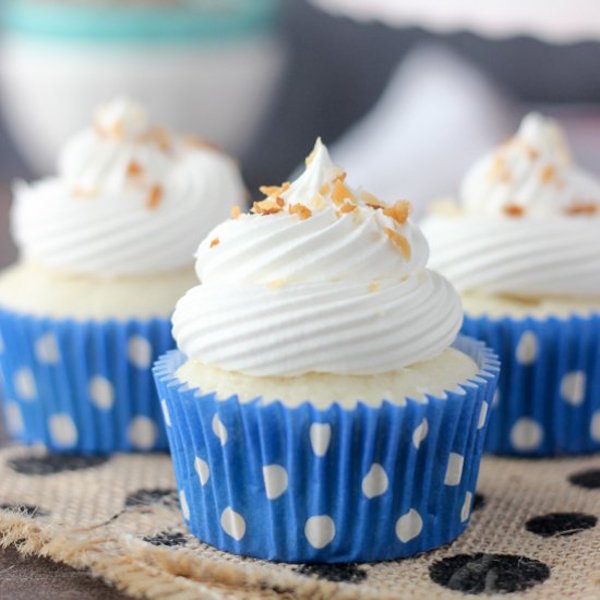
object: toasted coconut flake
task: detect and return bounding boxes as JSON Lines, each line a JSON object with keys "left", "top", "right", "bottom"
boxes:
{"left": 523, "top": 143, "right": 539, "bottom": 161}
{"left": 368, "top": 281, "right": 380, "bottom": 293}
{"left": 230, "top": 205, "right": 241, "bottom": 219}
{"left": 312, "top": 194, "right": 325, "bottom": 210}
{"left": 210, "top": 238, "right": 220, "bottom": 248}
{"left": 360, "top": 190, "right": 388, "bottom": 209}
{"left": 384, "top": 227, "right": 411, "bottom": 259}
{"left": 383, "top": 200, "right": 411, "bottom": 225}
{"left": 126, "top": 160, "right": 144, "bottom": 178}
{"left": 337, "top": 201, "right": 357, "bottom": 215}
{"left": 488, "top": 155, "right": 512, "bottom": 183}
{"left": 259, "top": 182, "right": 290, "bottom": 198}
{"left": 503, "top": 203, "right": 525, "bottom": 217}
{"left": 147, "top": 184, "right": 163, "bottom": 210}
{"left": 148, "top": 127, "right": 170, "bottom": 152}
{"left": 565, "top": 201, "right": 598, "bottom": 215}
{"left": 260, "top": 185, "right": 282, "bottom": 197}
{"left": 95, "top": 120, "right": 123, "bottom": 139}
{"left": 540, "top": 164, "right": 556, "bottom": 183}
{"left": 332, "top": 179, "right": 355, "bottom": 205}
{"left": 184, "top": 135, "right": 219, "bottom": 151}
{"left": 289, "top": 203, "right": 312, "bottom": 220}
{"left": 320, "top": 183, "right": 331, "bottom": 196}
{"left": 251, "top": 198, "right": 284, "bottom": 215}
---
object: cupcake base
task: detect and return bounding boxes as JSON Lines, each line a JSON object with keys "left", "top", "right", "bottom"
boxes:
{"left": 0, "top": 306, "right": 172, "bottom": 453}
{"left": 463, "top": 312, "right": 600, "bottom": 456}
{"left": 153, "top": 336, "right": 499, "bottom": 563}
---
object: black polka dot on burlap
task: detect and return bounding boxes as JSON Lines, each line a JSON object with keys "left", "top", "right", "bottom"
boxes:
{"left": 8, "top": 454, "right": 108, "bottom": 476}
{"left": 430, "top": 553, "right": 550, "bottom": 594}
{"left": 0, "top": 503, "right": 50, "bottom": 518}
{"left": 473, "top": 493, "right": 485, "bottom": 511}
{"left": 295, "top": 563, "right": 368, "bottom": 584}
{"left": 526, "top": 512, "right": 597, "bottom": 537}
{"left": 143, "top": 531, "right": 188, "bottom": 547}
{"left": 568, "top": 469, "right": 600, "bottom": 489}
{"left": 125, "top": 489, "right": 178, "bottom": 508}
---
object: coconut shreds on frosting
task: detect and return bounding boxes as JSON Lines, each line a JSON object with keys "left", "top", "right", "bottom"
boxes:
{"left": 172, "top": 138, "right": 464, "bottom": 377}
{"left": 11, "top": 97, "right": 246, "bottom": 276}
{"left": 459, "top": 112, "right": 600, "bottom": 218}
{"left": 422, "top": 113, "right": 600, "bottom": 299}
{"left": 241, "top": 139, "right": 415, "bottom": 259}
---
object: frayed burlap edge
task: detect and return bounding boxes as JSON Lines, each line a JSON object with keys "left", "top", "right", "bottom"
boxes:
{"left": 0, "top": 512, "right": 379, "bottom": 600}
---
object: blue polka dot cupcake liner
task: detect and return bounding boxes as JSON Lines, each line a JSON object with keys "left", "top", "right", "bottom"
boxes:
{"left": 0, "top": 307, "right": 173, "bottom": 453}
{"left": 153, "top": 335, "right": 499, "bottom": 563}
{"left": 462, "top": 313, "right": 600, "bottom": 456}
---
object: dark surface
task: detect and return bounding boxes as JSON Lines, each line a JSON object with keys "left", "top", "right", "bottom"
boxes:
{"left": 0, "top": 545, "right": 130, "bottom": 600}
{"left": 0, "top": 426, "right": 129, "bottom": 599}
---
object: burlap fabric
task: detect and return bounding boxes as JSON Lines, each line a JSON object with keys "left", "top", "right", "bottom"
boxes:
{"left": 0, "top": 443, "right": 599, "bottom": 599}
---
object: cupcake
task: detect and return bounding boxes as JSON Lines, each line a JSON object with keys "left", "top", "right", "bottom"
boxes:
{"left": 422, "top": 113, "right": 600, "bottom": 456}
{"left": 0, "top": 97, "right": 246, "bottom": 453}
{"left": 154, "top": 139, "right": 499, "bottom": 563}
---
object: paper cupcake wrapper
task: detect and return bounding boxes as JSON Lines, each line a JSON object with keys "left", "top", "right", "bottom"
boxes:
{"left": 153, "top": 335, "right": 499, "bottom": 563}
{"left": 0, "top": 306, "right": 173, "bottom": 453}
{"left": 462, "top": 312, "right": 600, "bottom": 456}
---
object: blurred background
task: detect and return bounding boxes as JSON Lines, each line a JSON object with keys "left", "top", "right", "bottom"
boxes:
{"left": 1, "top": 0, "right": 600, "bottom": 269}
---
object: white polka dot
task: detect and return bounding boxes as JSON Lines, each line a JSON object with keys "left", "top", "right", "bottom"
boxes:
{"left": 179, "top": 490, "right": 190, "bottom": 520}
{"left": 560, "top": 371, "right": 586, "bottom": 407}
{"left": 14, "top": 368, "right": 36, "bottom": 401}
{"left": 88, "top": 376, "right": 114, "bottom": 410}
{"left": 4, "top": 403, "right": 23, "bottom": 434}
{"left": 34, "top": 332, "right": 60, "bottom": 364}
{"left": 478, "top": 402, "right": 489, "bottom": 430}
{"left": 361, "top": 463, "right": 389, "bottom": 499}
{"left": 309, "top": 423, "right": 331, "bottom": 457}
{"left": 212, "top": 414, "right": 228, "bottom": 445}
{"left": 510, "top": 418, "right": 543, "bottom": 452}
{"left": 304, "top": 515, "right": 335, "bottom": 549}
{"left": 444, "top": 453, "right": 464, "bottom": 486}
{"left": 492, "top": 389, "right": 500, "bottom": 408}
{"left": 262, "top": 464, "right": 288, "bottom": 500}
{"left": 221, "top": 507, "right": 246, "bottom": 541}
{"left": 128, "top": 416, "right": 158, "bottom": 450}
{"left": 516, "top": 330, "right": 538, "bottom": 365}
{"left": 412, "top": 418, "right": 428, "bottom": 449}
{"left": 127, "top": 336, "right": 153, "bottom": 369}
{"left": 48, "top": 414, "right": 78, "bottom": 448}
{"left": 160, "top": 399, "right": 172, "bottom": 427}
{"left": 195, "top": 457, "right": 210, "bottom": 486}
{"left": 395, "top": 509, "right": 423, "bottom": 543}
{"left": 461, "top": 492, "right": 473, "bottom": 522}
{"left": 590, "top": 411, "right": 600, "bottom": 443}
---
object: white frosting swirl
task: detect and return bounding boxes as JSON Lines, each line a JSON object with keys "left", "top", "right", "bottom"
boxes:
{"left": 461, "top": 113, "right": 600, "bottom": 216}
{"left": 423, "top": 113, "right": 600, "bottom": 299}
{"left": 173, "top": 139, "right": 463, "bottom": 376}
{"left": 12, "top": 98, "right": 246, "bottom": 276}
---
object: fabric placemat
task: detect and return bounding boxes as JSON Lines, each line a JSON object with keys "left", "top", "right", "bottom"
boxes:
{"left": 0, "top": 444, "right": 599, "bottom": 599}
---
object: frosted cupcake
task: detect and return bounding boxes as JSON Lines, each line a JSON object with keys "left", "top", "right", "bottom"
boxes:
{"left": 422, "top": 113, "right": 600, "bottom": 456}
{"left": 0, "top": 98, "right": 246, "bottom": 453}
{"left": 154, "top": 139, "right": 499, "bottom": 563}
